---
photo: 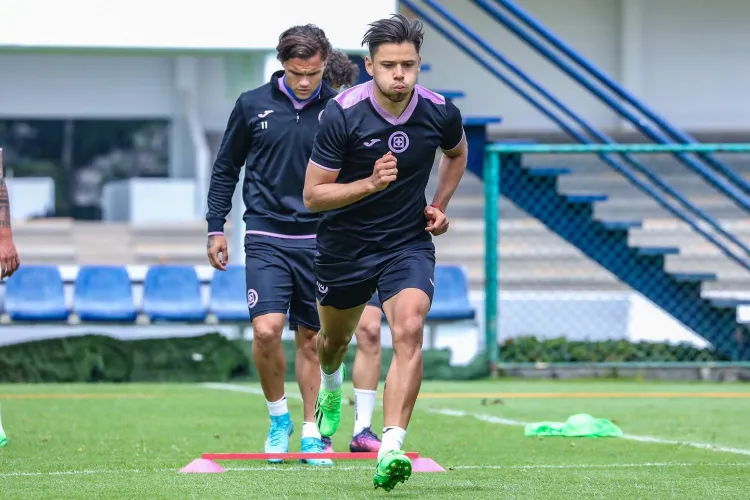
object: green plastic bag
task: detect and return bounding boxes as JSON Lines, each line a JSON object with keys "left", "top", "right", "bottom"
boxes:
{"left": 524, "top": 413, "right": 623, "bottom": 437}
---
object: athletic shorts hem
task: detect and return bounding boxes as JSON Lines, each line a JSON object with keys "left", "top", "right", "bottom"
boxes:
{"left": 290, "top": 320, "right": 320, "bottom": 332}
{"left": 248, "top": 304, "right": 289, "bottom": 321}
{"left": 379, "top": 285, "right": 434, "bottom": 307}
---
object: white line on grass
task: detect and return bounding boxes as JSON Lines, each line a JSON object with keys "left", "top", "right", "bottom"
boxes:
{"left": 4, "top": 462, "right": 750, "bottom": 478}
{"left": 202, "top": 383, "right": 302, "bottom": 400}
{"left": 426, "top": 408, "right": 750, "bottom": 457}
{"left": 201, "top": 383, "right": 750, "bottom": 457}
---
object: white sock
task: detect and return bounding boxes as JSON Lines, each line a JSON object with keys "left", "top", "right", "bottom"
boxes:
{"left": 353, "top": 389, "right": 377, "bottom": 436}
{"left": 266, "top": 396, "right": 288, "bottom": 417}
{"left": 321, "top": 366, "right": 343, "bottom": 391}
{"left": 302, "top": 421, "right": 321, "bottom": 440}
{"left": 378, "top": 426, "right": 406, "bottom": 460}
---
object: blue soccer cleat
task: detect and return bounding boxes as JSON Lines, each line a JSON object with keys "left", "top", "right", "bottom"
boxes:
{"left": 265, "top": 413, "right": 293, "bottom": 463}
{"left": 299, "top": 436, "right": 333, "bottom": 466}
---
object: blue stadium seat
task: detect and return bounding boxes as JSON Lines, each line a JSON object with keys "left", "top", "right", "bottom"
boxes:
{"left": 209, "top": 265, "right": 249, "bottom": 322}
{"left": 142, "top": 265, "right": 206, "bottom": 322}
{"left": 427, "top": 265, "right": 476, "bottom": 321}
{"left": 4, "top": 265, "right": 68, "bottom": 321}
{"left": 74, "top": 265, "right": 137, "bottom": 322}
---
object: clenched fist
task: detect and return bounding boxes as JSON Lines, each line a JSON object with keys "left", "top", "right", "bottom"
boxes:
{"left": 368, "top": 152, "right": 398, "bottom": 192}
{"left": 425, "top": 205, "right": 449, "bottom": 236}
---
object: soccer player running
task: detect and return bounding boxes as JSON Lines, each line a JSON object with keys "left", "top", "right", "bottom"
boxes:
{"left": 0, "top": 147, "right": 22, "bottom": 448}
{"left": 206, "top": 25, "right": 340, "bottom": 466}
{"left": 303, "top": 14, "right": 468, "bottom": 491}
{"left": 323, "top": 50, "right": 384, "bottom": 454}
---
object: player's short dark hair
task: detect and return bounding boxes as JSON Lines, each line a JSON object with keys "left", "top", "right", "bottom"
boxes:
{"left": 361, "top": 14, "right": 424, "bottom": 58}
{"left": 324, "top": 50, "right": 360, "bottom": 89}
{"left": 276, "top": 24, "right": 332, "bottom": 63}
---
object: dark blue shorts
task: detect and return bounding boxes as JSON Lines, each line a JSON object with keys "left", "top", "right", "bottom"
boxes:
{"left": 315, "top": 243, "right": 436, "bottom": 310}
{"left": 367, "top": 293, "right": 381, "bottom": 308}
{"left": 245, "top": 234, "right": 319, "bottom": 331}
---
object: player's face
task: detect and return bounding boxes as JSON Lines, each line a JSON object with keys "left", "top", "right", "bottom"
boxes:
{"left": 366, "top": 42, "right": 421, "bottom": 102}
{"left": 283, "top": 53, "right": 325, "bottom": 100}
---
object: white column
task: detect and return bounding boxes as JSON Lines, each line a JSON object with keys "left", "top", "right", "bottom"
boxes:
{"left": 168, "top": 115, "right": 189, "bottom": 178}
{"left": 171, "top": 56, "right": 198, "bottom": 179}
{"left": 174, "top": 56, "right": 211, "bottom": 219}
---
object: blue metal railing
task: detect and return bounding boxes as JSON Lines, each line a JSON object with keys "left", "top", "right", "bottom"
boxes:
{"left": 401, "top": 0, "right": 750, "bottom": 269}
{"left": 488, "top": 0, "right": 750, "bottom": 199}
{"left": 472, "top": 0, "right": 750, "bottom": 207}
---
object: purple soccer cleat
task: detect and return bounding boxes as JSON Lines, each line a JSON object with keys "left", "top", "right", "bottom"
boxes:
{"left": 322, "top": 435, "right": 334, "bottom": 453}
{"left": 349, "top": 427, "right": 382, "bottom": 452}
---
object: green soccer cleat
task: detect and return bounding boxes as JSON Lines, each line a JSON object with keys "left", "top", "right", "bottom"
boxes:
{"left": 0, "top": 430, "right": 7, "bottom": 448}
{"left": 314, "top": 365, "right": 345, "bottom": 438}
{"left": 373, "top": 450, "right": 412, "bottom": 492}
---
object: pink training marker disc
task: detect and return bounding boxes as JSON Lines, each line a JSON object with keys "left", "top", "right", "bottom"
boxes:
{"left": 179, "top": 458, "right": 226, "bottom": 473}
{"left": 411, "top": 457, "right": 446, "bottom": 472}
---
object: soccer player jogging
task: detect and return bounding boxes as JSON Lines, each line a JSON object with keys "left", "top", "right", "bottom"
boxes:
{"left": 303, "top": 15, "right": 468, "bottom": 491}
{"left": 0, "top": 147, "right": 22, "bottom": 448}
{"left": 323, "top": 50, "right": 384, "bottom": 454}
{"left": 206, "top": 25, "right": 339, "bottom": 466}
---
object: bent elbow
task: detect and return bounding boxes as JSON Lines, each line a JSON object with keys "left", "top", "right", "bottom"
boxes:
{"left": 303, "top": 190, "right": 321, "bottom": 212}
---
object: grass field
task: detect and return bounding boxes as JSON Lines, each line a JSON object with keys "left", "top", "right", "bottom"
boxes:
{"left": 2, "top": 379, "right": 750, "bottom": 499}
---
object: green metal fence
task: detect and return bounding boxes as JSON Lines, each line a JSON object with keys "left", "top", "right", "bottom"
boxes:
{"left": 483, "top": 143, "right": 750, "bottom": 374}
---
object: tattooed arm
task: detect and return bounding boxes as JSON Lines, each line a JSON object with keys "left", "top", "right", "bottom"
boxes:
{"left": 0, "top": 148, "right": 20, "bottom": 279}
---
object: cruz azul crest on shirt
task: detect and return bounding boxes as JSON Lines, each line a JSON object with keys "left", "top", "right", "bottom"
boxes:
{"left": 388, "top": 131, "right": 410, "bottom": 154}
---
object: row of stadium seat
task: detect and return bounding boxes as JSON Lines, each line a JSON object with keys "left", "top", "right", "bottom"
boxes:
{"left": 1, "top": 264, "right": 476, "bottom": 325}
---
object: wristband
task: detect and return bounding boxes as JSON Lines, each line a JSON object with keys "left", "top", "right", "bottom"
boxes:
{"left": 429, "top": 204, "right": 442, "bottom": 211}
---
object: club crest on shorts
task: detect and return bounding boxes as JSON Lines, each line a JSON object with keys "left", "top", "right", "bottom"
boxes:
{"left": 247, "top": 289, "right": 259, "bottom": 309}
{"left": 316, "top": 281, "right": 329, "bottom": 295}
{"left": 388, "top": 131, "right": 409, "bottom": 154}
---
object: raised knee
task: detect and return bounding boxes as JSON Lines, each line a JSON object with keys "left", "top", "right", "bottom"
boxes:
{"left": 318, "top": 306, "right": 361, "bottom": 352}
{"left": 322, "top": 332, "right": 350, "bottom": 352}
{"left": 253, "top": 316, "right": 284, "bottom": 346}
